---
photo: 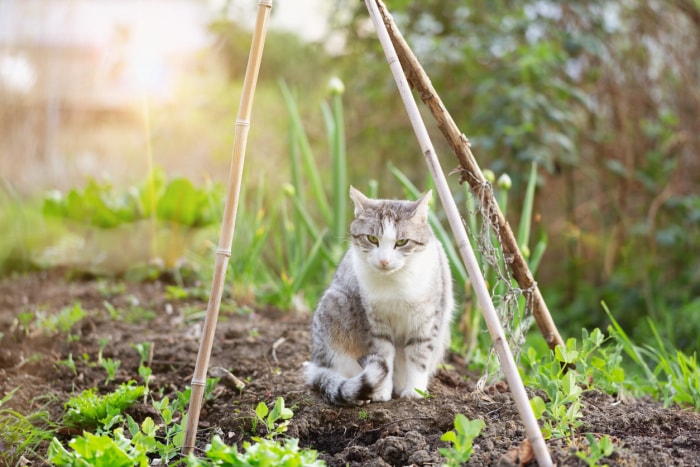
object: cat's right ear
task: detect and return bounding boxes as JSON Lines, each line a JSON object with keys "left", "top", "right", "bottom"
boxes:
{"left": 349, "top": 186, "right": 370, "bottom": 216}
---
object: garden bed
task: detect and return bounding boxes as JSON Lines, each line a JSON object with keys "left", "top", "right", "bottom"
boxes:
{"left": 1, "top": 269, "right": 699, "bottom": 466}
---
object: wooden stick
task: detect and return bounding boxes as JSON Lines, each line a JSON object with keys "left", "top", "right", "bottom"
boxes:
{"left": 182, "top": 0, "right": 272, "bottom": 455}
{"left": 364, "top": 1, "right": 553, "bottom": 465}
{"left": 375, "top": 0, "right": 565, "bottom": 352}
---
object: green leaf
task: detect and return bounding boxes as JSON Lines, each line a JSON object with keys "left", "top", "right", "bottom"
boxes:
{"left": 530, "top": 396, "right": 546, "bottom": 419}
{"left": 255, "top": 401, "right": 269, "bottom": 421}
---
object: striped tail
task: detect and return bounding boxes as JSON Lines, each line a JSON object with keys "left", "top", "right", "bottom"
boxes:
{"left": 305, "top": 354, "right": 389, "bottom": 405}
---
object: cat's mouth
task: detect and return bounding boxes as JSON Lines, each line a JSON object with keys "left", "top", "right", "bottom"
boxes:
{"left": 375, "top": 263, "right": 400, "bottom": 274}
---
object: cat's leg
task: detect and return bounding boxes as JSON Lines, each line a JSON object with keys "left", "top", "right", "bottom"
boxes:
{"left": 367, "top": 324, "right": 396, "bottom": 401}
{"left": 400, "top": 312, "right": 442, "bottom": 398}
{"left": 400, "top": 333, "right": 435, "bottom": 398}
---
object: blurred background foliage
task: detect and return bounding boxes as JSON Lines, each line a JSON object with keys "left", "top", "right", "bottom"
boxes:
{"left": 0, "top": 0, "right": 698, "bottom": 351}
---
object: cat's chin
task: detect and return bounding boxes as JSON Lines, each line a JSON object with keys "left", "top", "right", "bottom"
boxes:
{"left": 373, "top": 264, "right": 401, "bottom": 274}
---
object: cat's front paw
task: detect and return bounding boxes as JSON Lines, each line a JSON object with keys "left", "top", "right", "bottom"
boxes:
{"left": 371, "top": 382, "right": 393, "bottom": 402}
{"left": 400, "top": 387, "right": 426, "bottom": 399}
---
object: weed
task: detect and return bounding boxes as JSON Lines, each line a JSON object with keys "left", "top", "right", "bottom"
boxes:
{"left": 0, "top": 398, "right": 55, "bottom": 466}
{"left": 439, "top": 413, "right": 485, "bottom": 466}
{"left": 358, "top": 409, "right": 368, "bottom": 421}
{"left": 604, "top": 302, "right": 700, "bottom": 409}
{"left": 576, "top": 433, "right": 614, "bottom": 467}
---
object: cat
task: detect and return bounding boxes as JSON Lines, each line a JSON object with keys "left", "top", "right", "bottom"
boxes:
{"left": 305, "top": 186, "right": 454, "bottom": 405}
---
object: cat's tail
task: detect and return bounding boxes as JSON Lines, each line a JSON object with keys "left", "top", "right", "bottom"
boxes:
{"left": 305, "top": 354, "right": 389, "bottom": 406}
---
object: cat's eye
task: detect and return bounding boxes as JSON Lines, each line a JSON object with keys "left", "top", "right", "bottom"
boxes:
{"left": 395, "top": 239, "right": 409, "bottom": 247}
{"left": 367, "top": 235, "right": 379, "bottom": 245}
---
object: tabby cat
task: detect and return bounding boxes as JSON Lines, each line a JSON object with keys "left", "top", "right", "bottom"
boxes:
{"left": 306, "top": 186, "right": 453, "bottom": 405}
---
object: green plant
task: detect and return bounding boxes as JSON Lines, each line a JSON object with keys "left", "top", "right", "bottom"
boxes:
{"left": 48, "top": 429, "right": 150, "bottom": 467}
{"left": 62, "top": 382, "right": 145, "bottom": 430}
{"left": 529, "top": 370, "right": 583, "bottom": 441}
{"left": 413, "top": 388, "right": 435, "bottom": 400}
{"left": 254, "top": 397, "right": 294, "bottom": 438}
{"left": 0, "top": 389, "right": 55, "bottom": 466}
{"left": 48, "top": 381, "right": 208, "bottom": 466}
{"left": 101, "top": 358, "right": 121, "bottom": 386}
{"left": 186, "top": 435, "right": 326, "bottom": 467}
{"left": 439, "top": 414, "right": 485, "bottom": 466}
{"left": 576, "top": 433, "right": 614, "bottom": 467}
{"left": 56, "top": 353, "right": 77, "bottom": 376}
{"left": 604, "top": 302, "right": 700, "bottom": 409}
{"left": 33, "top": 303, "right": 88, "bottom": 341}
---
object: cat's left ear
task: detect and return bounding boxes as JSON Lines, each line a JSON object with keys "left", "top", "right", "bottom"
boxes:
{"left": 411, "top": 190, "right": 432, "bottom": 223}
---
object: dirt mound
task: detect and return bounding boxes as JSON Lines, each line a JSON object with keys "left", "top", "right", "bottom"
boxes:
{"left": 1, "top": 270, "right": 699, "bottom": 466}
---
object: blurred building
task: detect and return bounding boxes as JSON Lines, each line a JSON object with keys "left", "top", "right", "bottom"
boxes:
{"left": 0, "top": 0, "right": 211, "bottom": 109}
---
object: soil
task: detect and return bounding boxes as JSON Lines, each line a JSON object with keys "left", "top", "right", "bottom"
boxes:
{"left": 1, "top": 269, "right": 699, "bottom": 466}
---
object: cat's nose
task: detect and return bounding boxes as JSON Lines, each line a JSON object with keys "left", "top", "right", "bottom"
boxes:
{"left": 379, "top": 259, "right": 389, "bottom": 268}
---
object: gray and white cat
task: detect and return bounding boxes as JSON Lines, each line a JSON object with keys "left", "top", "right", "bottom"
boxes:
{"left": 306, "top": 186, "right": 453, "bottom": 405}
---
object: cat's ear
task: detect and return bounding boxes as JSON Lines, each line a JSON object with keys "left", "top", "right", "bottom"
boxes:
{"left": 411, "top": 190, "right": 432, "bottom": 223}
{"left": 349, "top": 186, "right": 371, "bottom": 216}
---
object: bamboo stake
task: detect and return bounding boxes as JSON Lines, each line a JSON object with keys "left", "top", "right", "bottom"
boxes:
{"left": 364, "top": 1, "right": 553, "bottom": 465}
{"left": 374, "top": 0, "right": 565, "bottom": 352}
{"left": 182, "top": 0, "right": 272, "bottom": 455}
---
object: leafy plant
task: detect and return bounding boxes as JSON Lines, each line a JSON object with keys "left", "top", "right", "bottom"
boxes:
{"left": 254, "top": 397, "right": 294, "bottom": 438}
{"left": 33, "top": 303, "right": 88, "bottom": 339}
{"left": 48, "top": 429, "right": 150, "bottom": 467}
{"left": 101, "top": 358, "right": 121, "bottom": 386}
{"left": 576, "top": 433, "right": 614, "bottom": 467}
{"left": 529, "top": 370, "right": 583, "bottom": 441}
{"left": 439, "top": 413, "right": 485, "bottom": 466}
{"left": 524, "top": 327, "right": 627, "bottom": 442}
{"left": 186, "top": 435, "right": 326, "bottom": 467}
{"left": 43, "top": 171, "right": 222, "bottom": 229}
{"left": 62, "top": 382, "right": 145, "bottom": 430}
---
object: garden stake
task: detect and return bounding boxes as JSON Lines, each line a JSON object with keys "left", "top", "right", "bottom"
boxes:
{"left": 364, "top": 1, "right": 553, "bottom": 465}
{"left": 182, "top": 0, "right": 272, "bottom": 455}
{"left": 374, "top": 0, "right": 565, "bottom": 353}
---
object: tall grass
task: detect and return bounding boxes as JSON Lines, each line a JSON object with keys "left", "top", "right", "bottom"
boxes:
{"left": 603, "top": 302, "right": 700, "bottom": 409}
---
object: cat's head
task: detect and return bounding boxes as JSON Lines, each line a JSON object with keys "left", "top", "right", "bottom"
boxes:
{"left": 348, "top": 186, "right": 433, "bottom": 273}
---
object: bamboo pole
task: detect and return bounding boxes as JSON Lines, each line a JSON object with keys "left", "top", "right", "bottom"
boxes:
{"left": 374, "top": 0, "right": 565, "bottom": 352}
{"left": 364, "top": 1, "right": 553, "bottom": 465}
{"left": 182, "top": 0, "right": 272, "bottom": 455}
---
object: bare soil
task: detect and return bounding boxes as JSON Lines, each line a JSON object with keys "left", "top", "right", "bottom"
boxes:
{"left": 1, "top": 270, "right": 699, "bottom": 466}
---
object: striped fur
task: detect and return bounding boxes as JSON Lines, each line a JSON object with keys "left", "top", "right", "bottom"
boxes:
{"left": 306, "top": 187, "right": 453, "bottom": 405}
{"left": 305, "top": 354, "right": 389, "bottom": 405}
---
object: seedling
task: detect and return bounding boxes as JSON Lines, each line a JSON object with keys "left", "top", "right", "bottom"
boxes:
{"left": 576, "top": 433, "right": 614, "bottom": 467}
{"left": 439, "top": 413, "right": 485, "bottom": 466}
{"left": 56, "top": 354, "right": 77, "bottom": 376}
{"left": 414, "top": 388, "right": 435, "bottom": 400}
{"left": 101, "top": 358, "right": 121, "bottom": 386}
{"left": 254, "top": 397, "right": 294, "bottom": 438}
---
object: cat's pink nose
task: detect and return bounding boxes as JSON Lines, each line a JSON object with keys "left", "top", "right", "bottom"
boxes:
{"left": 379, "top": 259, "right": 389, "bottom": 268}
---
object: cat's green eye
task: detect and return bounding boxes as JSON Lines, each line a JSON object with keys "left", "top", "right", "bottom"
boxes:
{"left": 395, "top": 239, "right": 409, "bottom": 247}
{"left": 367, "top": 235, "right": 379, "bottom": 245}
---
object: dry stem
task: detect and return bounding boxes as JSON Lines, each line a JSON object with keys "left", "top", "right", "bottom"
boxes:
{"left": 374, "top": 0, "right": 565, "bottom": 352}
{"left": 365, "top": 1, "right": 553, "bottom": 465}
